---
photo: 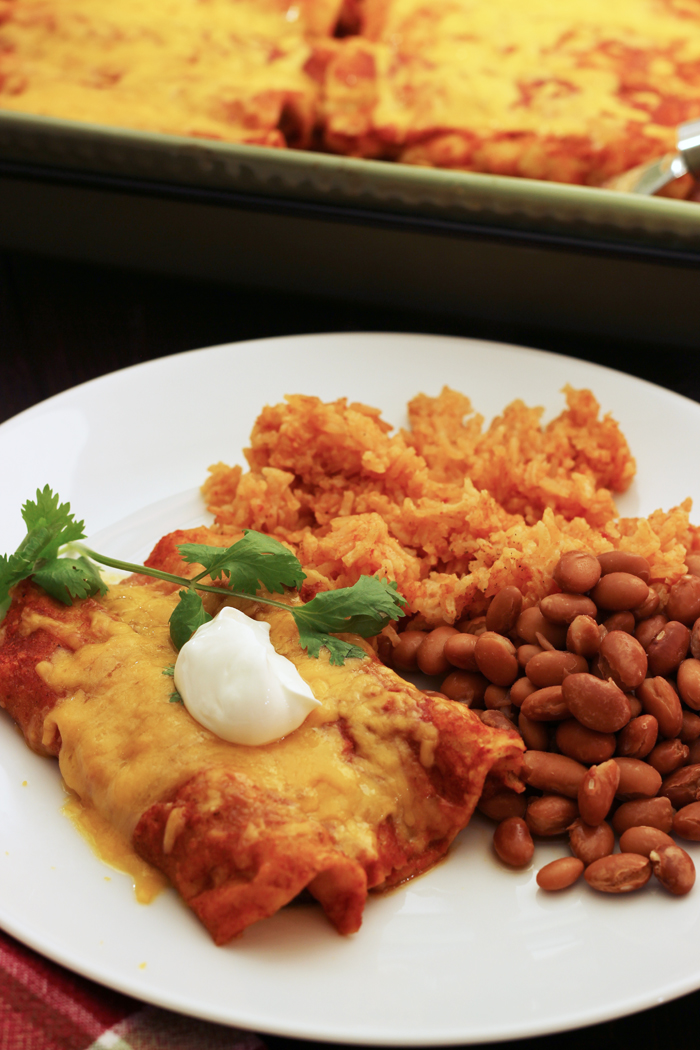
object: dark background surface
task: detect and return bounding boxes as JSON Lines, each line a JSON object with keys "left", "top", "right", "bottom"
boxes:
{"left": 2, "top": 244, "right": 700, "bottom": 1049}
{"left": 2, "top": 248, "right": 700, "bottom": 426}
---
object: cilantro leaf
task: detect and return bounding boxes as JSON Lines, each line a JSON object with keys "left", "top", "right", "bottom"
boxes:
{"left": 177, "top": 530, "right": 305, "bottom": 595}
{"left": 0, "top": 527, "right": 61, "bottom": 600}
{"left": 169, "top": 589, "right": 212, "bottom": 650}
{"left": 2, "top": 490, "right": 410, "bottom": 669}
{"left": 293, "top": 576, "right": 406, "bottom": 637}
{"left": 0, "top": 487, "right": 91, "bottom": 621}
{"left": 21, "top": 486, "right": 86, "bottom": 560}
{"left": 32, "top": 555, "right": 107, "bottom": 605}
{"left": 297, "top": 630, "right": 368, "bottom": 665}
{"left": 292, "top": 576, "right": 407, "bottom": 665}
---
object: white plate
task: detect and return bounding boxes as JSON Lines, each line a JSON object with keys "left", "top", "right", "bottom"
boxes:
{"left": 2, "top": 332, "right": 700, "bottom": 1046}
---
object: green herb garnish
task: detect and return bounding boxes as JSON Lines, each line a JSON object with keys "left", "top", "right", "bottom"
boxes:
{"left": 0, "top": 487, "right": 106, "bottom": 620}
{"left": 162, "top": 664, "right": 183, "bottom": 703}
{"left": 1, "top": 487, "right": 406, "bottom": 665}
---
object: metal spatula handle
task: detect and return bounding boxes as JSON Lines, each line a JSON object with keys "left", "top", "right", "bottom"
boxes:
{"left": 678, "top": 118, "right": 700, "bottom": 177}
{"left": 605, "top": 117, "right": 700, "bottom": 195}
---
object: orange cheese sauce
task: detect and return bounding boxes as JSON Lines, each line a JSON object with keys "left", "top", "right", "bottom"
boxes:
{"left": 35, "top": 583, "right": 441, "bottom": 866}
{"left": 62, "top": 792, "right": 167, "bottom": 903}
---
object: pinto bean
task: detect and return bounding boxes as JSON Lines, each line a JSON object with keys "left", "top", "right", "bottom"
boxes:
{"left": 591, "top": 572, "right": 650, "bottom": 612}
{"left": 561, "top": 673, "right": 631, "bottom": 733}
{"left": 459, "top": 616, "right": 487, "bottom": 636}
{"left": 566, "top": 615, "right": 601, "bottom": 658}
{"left": 591, "top": 654, "right": 604, "bottom": 679}
{"left": 612, "top": 797, "right": 675, "bottom": 835}
{"left": 478, "top": 791, "right": 528, "bottom": 822}
{"left": 484, "top": 684, "right": 511, "bottom": 710}
{"left": 597, "top": 551, "right": 651, "bottom": 582}
{"left": 617, "top": 709, "right": 659, "bottom": 760}
{"left": 647, "top": 739, "right": 690, "bottom": 776}
{"left": 535, "top": 632, "right": 556, "bottom": 652}
{"left": 417, "top": 626, "right": 459, "bottom": 676}
{"left": 677, "top": 659, "right": 700, "bottom": 710}
{"left": 510, "top": 676, "right": 537, "bottom": 707}
{"left": 650, "top": 844, "right": 696, "bottom": 896}
{"left": 578, "top": 759, "right": 620, "bottom": 825}
{"left": 518, "top": 712, "right": 549, "bottom": 752}
{"left": 377, "top": 634, "right": 395, "bottom": 667}
{"left": 687, "top": 555, "right": 700, "bottom": 578}
{"left": 689, "top": 739, "right": 700, "bottom": 764}
{"left": 659, "top": 764, "right": 700, "bottom": 809}
{"left": 613, "top": 757, "right": 662, "bottom": 801}
{"left": 596, "top": 550, "right": 650, "bottom": 583}
{"left": 647, "top": 621, "right": 691, "bottom": 677}
{"left": 480, "top": 710, "right": 518, "bottom": 733}
{"left": 691, "top": 618, "right": 700, "bottom": 660}
{"left": 525, "top": 651, "right": 588, "bottom": 688}
{"left": 627, "top": 694, "right": 643, "bottom": 719}
{"left": 632, "top": 589, "right": 661, "bottom": 622}
{"left": 598, "top": 631, "right": 647, "bottom": 689}
{"left": 554, "top": 551, "right": 601, "bottom": 594}
{"left": 516, "top": 607, "right": 567, "bottom": 649}
{"left": 637, "top": 677, "right": 683, "bottom": 739}
{"left": 666, "top": 575, "right": 700, "bottom": 628}
{"left": 672, "top": 801, "right": 700, "bottom": 841}
{"left": 681, "top": 710, "right": 700, "bottom": 744}
{"left": 635, "top": 614, "right": 668, "bottom": 651}
{"left": 555, "top": 719, "right": 616, "bottom": 765}
{"left": 520, "top": 685, "right": 569, "bottom": 722}
{"left": 619, "top": 826, "right": 675, "bottom": 857}
{"left": 537, "top": 857, "right": 584, "bottom": 891}
{"left": 517, "top": 645, "right": 544, "bottom": 669}
{"left": 521, "top": 751, "right": 587, "bottom": 799}
{"left": 441, "top": 670, "right": 488, "bottom": 706}
{"left": 392, "top": 630, "right": 426, "bottom": 672}
{"left": 602, "top": 611, "right": 636, "bottom": 635}
{"left": 485, "top": 586, "right": 523, "bottom": 635}
{"left": 525, "top": 794, "right": 579, "bottom": 837}
{"left": 482, "top": 789, "right": 524, "bottom": 823}
{"left": 474, "top": 632, "right": 519, "bottom": 687}
{"left": 493, "top": 817, "right": 534, "bottom": 867}
{"left": 443, "top": 632, "right": 479, "bottom": 671}
{"left": 584, "top": 853, "right": 651, "bottom": 893}
{"left": 540, "top": 593, "right": 597, "bottom": 625}
{"left": 569, "top": 818, "right": 615, "bottom": 866}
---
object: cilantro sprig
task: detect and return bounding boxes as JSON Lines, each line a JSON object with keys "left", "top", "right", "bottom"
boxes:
{"left": 0, "top": 487, "right": 106, "bottom": 620}
{"left": 1, "top": 487, "right": 407, "bottom": 665}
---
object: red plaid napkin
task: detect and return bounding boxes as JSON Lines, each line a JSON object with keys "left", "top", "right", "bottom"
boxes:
{"left": 0, "top": 928, "right": 265, "bottom": 1050}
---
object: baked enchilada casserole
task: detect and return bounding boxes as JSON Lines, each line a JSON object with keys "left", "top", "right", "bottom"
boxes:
{"left": 0, "top": 0, "right": 699, "bottom": 190}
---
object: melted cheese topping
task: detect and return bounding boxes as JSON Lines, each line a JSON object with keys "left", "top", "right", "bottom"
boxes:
{"left": 367, "top": 0, "right": 700, "bottom": 139}
{"left": 36, "top": 584, "right": 440, "bottom": 864}
{"left": 320, "top": 0, "right": 700, "bottom": 181}
{"left": 0, "top": 0, "right": 321, "bottom": 145}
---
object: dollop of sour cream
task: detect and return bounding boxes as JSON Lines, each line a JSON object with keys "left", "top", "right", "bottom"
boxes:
{"left": 174, "top": 607, "right": 320, "bottom": 746}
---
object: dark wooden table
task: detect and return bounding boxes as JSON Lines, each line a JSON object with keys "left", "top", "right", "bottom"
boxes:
{"left": 1, "top": 246, "right": 699, "bottom": 1050}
